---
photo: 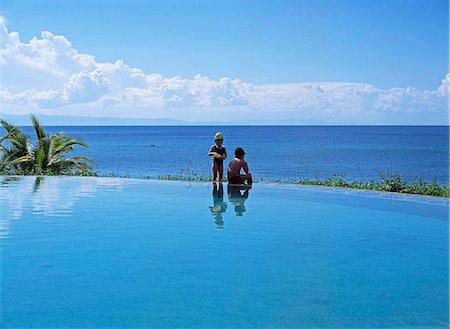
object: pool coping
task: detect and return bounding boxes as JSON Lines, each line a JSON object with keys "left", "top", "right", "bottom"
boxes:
{"left": 2, "top": 175, "right": 448, "bottom": 207}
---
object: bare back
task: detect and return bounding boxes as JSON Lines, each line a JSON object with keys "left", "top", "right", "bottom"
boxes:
{"left": 227, "top": 158, "right": 248, "bottom": 178}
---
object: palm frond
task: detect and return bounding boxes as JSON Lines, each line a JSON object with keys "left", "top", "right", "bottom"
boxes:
{"left": 0, "top": 119, "right": 19, "bottom": 133}
{"left": 11, "top": 155, "right": 34, "bottom": 164}
{"left": 64, "top": 155, "right": 95, "bottom": 163}
{"left": 35, "top": 137, "right": 52, "bottom": 173}
{"left": 0, "top": 129, "right": 15, "bottom": 144}
{"left": 30, "top": 114, "right": 46, "bottom": 140}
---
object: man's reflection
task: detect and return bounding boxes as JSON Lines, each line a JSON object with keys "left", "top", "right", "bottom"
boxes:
{"left": 209, "top": 182, "right": 227, "bottom": 229}
{"left": 227, "top": 183, "right": 251, "bottom": 217}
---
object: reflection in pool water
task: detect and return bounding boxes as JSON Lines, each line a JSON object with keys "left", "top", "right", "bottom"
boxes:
{"left": 1, "top": 176, "right": 127, "bottom": 221}
{"left": 1, "top": 176, "right": 448, "bottom": 328}
{"left": 209, "top": 183, "right": 252, "bottom": 228}
{"left": 228, "top": 184, "right": 251, "bottom": 217}
{"left": 209, "top": 183, "right": 227, "bottom": 229}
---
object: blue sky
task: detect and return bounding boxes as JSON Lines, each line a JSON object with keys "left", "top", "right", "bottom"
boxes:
{"left": 0, "top": 0, "right": 448, "bottom": 124}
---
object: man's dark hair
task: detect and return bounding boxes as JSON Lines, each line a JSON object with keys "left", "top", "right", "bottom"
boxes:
{"left": 235, "top": 147, "right": 246, "bottom": 158}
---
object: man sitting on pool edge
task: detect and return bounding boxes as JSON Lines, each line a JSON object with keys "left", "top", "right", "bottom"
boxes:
{"left": 227, "top": 147, "right": 253, "bottom": 185}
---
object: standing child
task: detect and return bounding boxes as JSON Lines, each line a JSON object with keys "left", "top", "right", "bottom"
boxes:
{"left": 208, "top": 132, "right": 227, "bottom": 182}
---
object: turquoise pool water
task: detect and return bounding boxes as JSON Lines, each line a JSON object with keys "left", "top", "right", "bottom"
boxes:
{"left": 1, "top": 176, "right": 448, "bottom": 328}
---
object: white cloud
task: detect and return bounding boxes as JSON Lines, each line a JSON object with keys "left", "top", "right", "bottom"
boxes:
{"left": 0, "top": 18, "right": 448, "bottom": 124}
{"left": 1, "top": 19, "right": 96, "bottom": 91}
{"left": 62, "top": 69, "right": 110, "bottom": 103}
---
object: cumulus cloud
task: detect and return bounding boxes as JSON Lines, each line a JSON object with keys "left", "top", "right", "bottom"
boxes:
{"left": 62, "top": 69, "right": 110, "bottom": 103}
{"left": 0, "top": 17, "right": 448, "bottom": 124}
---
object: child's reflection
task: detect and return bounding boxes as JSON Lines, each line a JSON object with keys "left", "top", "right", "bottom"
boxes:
{"left": 209, "top": 182, "right": 227, "bottom": 229}
{"left": 227, "top": 183, "right": 251, "bottom": 217}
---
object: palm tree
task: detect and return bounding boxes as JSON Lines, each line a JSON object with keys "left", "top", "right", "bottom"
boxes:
{"left": 0, "top": 114, "right": 94, "bottom": 175}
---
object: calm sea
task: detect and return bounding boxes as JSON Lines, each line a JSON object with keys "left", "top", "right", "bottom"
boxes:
{"left": 21, "top": 126, "right": 449, "bottom": 183}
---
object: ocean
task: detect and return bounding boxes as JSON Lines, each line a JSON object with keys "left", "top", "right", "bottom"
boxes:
{"left": 21, "top": 126, "right": 449, "bottom": 183}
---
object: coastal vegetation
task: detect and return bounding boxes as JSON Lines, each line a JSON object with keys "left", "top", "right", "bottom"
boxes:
{"left": 157, "top": 171, "right": 449, "bottom": 197}
{"left": 0, "top": 114, "right": 94, "bottom": 175}
{"left": 290, "top": 173, "right": 449, "bottom": 198}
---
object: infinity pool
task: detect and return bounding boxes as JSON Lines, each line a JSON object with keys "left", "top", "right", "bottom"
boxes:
{"left": 1, "top": 176, "right": 448, "bottom": 328}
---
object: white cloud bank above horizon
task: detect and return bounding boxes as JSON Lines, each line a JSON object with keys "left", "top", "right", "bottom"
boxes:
{"left": 1, "top": 17, "right": 448, "bottom": 124}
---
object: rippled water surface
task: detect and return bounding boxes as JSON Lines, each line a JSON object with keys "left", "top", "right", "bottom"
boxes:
{"left": 1, "top": 176, "right": 448, "bottom": 328}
